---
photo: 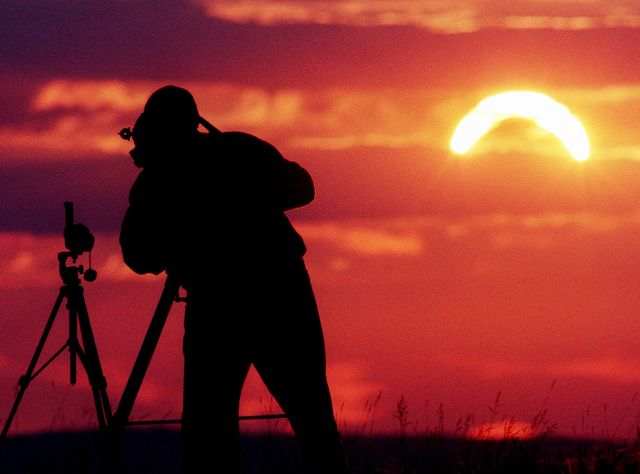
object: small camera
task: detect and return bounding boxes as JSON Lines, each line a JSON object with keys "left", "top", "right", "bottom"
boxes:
{"left": 64, "top": 223, "right": 95, "bottom": 255}
{"left": 63, "top": 202, "right": 95, "bottom": 256}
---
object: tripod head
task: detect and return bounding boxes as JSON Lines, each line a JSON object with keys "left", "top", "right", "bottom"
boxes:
{"left": 59, "top": 202, "right": 97, "bottom": 284}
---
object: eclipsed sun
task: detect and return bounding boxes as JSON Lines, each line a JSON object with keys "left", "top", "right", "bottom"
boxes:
{"left": 450, "top": 91, "right": 590, "bottom": 161}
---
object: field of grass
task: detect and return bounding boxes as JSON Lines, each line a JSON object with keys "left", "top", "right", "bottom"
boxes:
{"left": 1, "top": 428, "right": 639, "bottom": 473}
{"left": 3, "top": 391, "right": 640, "bottom": 473}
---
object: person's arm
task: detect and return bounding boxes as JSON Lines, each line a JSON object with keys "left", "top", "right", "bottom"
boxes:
{"left": 263, "top": 148, "right": 315, "bottom": 211}
{"left": 119, "top": 169, "right": 173, "bottom": 275}
{"left": 230, "top": 133, "right": 315, "bottom": 211}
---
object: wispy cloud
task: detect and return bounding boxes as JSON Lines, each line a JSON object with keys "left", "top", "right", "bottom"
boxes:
{"left": 297, "top": 221, "right": 425, "bottom": 257}
{"left": 3, "top": 79, "right": 640, "bottom": 160}
{"left": 0, "top": 80, "right": 152, "bottom": 158}
{"left": 1, "top": 211, "right": 633, "bottom": 289}
{"left": 0, "top": 80, "right": 448, "bottom": 159}
{"left": 442, "top": 353, "right": 640, "bottom": 384}
{"left": 193, "top": 0, "right": 640, "bottom": 32}
{"left": 32, "top": 80, "right": 148, "bottom": 113}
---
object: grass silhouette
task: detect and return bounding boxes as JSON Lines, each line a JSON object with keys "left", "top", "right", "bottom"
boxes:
{"left": 2, "top": 392, "right": 640, "bottom": 473}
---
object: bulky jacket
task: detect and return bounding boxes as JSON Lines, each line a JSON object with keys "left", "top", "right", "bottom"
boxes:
{"left": 120, "top": 131, "right": 313, "bottom": 288}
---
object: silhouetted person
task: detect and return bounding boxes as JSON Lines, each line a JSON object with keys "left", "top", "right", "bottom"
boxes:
{"left": 119, "top": 86, "right": 347, "bottom": 473}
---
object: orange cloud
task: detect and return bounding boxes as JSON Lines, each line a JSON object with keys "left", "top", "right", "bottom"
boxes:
{"left": 553, "top": 357, "right": 640, "bottom": 383}
{"left": 437, "top": 353, "right": 640, "bottom": 384}
{"left": 443, "top": 212, "right": 640, "bottom": 240}
{"left": 0, "top": 80, "right": 446, "bottom": 158}
{"left": 0, "top": 80, "right": 151, "bottom": 158}
{"left": 193, "top": 0, "right": 640, "bottom": 32}
{"left": 3, "top": 79, "right": 640, "bottom": 161}
{"left": 33, "top": 80, "right": 148, "bottom": 113}
{"left": 0, "top": 211, "right": 631, "bottom": 289}
{"left": 297, "top": 221, "right": 424, "bottom": 257}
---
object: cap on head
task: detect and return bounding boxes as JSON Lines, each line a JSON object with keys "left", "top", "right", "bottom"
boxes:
{"left": 138, "top": 85, "right": 200, "bottom": 140}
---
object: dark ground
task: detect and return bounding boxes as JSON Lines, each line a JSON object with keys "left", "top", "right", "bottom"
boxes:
{"left": 0, "top": 429, "right": 637, "bottom": 473}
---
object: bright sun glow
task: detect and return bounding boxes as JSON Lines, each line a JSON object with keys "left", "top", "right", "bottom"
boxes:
{"left": 450, "top": 91, "right": 590, "bottom": 161}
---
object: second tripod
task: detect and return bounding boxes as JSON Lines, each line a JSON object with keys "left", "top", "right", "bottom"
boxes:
{"left": 0, "top": 202, "right": 111, "bottom": 440}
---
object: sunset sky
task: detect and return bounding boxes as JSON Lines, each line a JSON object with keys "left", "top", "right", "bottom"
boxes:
{"left": 3, "top": 0, "right": 640, "bottom": 440}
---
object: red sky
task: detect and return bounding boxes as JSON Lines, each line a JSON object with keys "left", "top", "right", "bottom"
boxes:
{"left": 3, "top": 0, "right": 640, "bottom": 440}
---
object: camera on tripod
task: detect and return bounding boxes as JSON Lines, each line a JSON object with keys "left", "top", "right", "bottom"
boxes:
{"left": 62, "top": 202, "right": 97, "bottom": 282}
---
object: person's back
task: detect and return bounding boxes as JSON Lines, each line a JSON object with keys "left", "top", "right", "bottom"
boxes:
{"left": 121, "top": 128, "right": 312, "bottom": 287}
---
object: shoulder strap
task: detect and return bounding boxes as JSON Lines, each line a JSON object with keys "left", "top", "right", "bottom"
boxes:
{"left": 198, "top": 116, "right": 222, "bottom": 135}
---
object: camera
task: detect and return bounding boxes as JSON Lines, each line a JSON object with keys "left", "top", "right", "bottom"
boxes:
{"left": 63, "top": 202, "right": 97, "bottom": 282}
{"left": 64, "top": 202, "right": 95, "bottom": 255}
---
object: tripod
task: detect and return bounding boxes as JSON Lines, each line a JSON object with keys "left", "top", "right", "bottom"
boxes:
{"left": 0, "top": 249, "right": 112, "bottom": 440}
{"left": 108, "top": 272, "right": 287, "bottom": 433}
{"left": 0, "top": 202, "right": 288, "bottom": 473}
{"left": 1, "top": 259, "right": 286, "bottom": 440}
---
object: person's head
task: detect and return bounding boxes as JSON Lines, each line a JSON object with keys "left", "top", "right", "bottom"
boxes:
{"left": 130, "top": 85, "right": 200, "bottom": 167}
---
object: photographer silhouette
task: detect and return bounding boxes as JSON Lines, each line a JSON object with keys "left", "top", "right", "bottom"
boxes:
{"left": 119, "top": 86, "right": 347, "bottom": 473}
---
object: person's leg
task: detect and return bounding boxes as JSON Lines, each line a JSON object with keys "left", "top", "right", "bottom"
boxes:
{"left": 182, "top": 285, "right": 251, "bottom": 474}
{"left": 253, "top": 262, "right": 347, "bottom": 474}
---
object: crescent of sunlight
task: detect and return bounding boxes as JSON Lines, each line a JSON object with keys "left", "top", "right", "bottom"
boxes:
{"left": 450, "top": 91, "right": 590, "bottom": 161}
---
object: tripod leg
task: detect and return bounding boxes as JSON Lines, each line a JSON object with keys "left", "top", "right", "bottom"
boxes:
{"left": 73, "top": 347, "right": 110, "bottom": 432}
{"left": 1, "top": 289, "right": 66, "bottom": 440}
{"left": 97, "top": 274, "right": 179, "bottom": 474}
{"left": 68, "top": 285, "right": 113, "bottom": 431}
{"left": 69, "top": 298, "right": 77, "bottom": 385}
{"left": 111, "top": 274, "right": 180, "bottom": 435}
